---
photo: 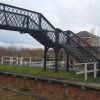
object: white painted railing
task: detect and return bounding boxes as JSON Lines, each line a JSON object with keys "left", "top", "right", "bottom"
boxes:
{"left": 0, "top": 56, "right": 56, "bottom": 68}
{"left": 75, "top": 62, "right": 99, "bottom": 81}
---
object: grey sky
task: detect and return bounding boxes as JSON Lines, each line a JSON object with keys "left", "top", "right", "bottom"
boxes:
{"left": 0, "top": 0, "right": 100, "bottom": 47}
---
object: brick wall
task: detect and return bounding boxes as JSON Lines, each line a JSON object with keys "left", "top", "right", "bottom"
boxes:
{"left": 0, "top": 74, "right": 99, "bottom": 100}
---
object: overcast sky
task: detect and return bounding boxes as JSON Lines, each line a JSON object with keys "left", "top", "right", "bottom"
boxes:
{"left": 0, "top": 0, "right": 100, "bottom": 48}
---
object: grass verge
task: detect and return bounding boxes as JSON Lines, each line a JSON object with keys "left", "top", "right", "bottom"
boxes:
{"left": 0, "top": 64, "right": 100, "bottom": 83}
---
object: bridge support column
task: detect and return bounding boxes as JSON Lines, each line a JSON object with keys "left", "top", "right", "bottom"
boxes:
{"left": 66, "top": 31, "right": 71, "bottom": 71}
{"left": 66, "top": 53, "right": 69, "bottom": 71}
{"left": 54, "top": 28, "right": 60, "bottom": 73}
{"left": 55, "top": 47, "right": 59, "bottom": 73}
{"left": 44, "top": 46, "right": 48, "bottom": 72}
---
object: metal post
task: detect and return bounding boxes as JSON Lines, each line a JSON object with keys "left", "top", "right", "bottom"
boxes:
{"left": 55, "top": 28, "right": 60, "bottom": 73}
{"left": 55, "top": 48, "right": 59, "bottom": 73}
{"left": 3, "top": 6, "right": 8, "bottom": 25}
{"left": 27, "top": 16, "right": 29, "bottom": 30}
{"left": 66, "top": 31, "right": 71, "bottom": 71}
{"left": 39, "top": 14, "right": 42, "bottom": 30}
{"left": 44, "top": 46, "right": 48, "bottom": 72}
{"left": 66, "top": 53, "right": 69, "bottom": 71}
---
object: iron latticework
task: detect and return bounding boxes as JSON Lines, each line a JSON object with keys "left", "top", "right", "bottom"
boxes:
{"left": 0, "top": 3, "right": 100, "bottom": 72}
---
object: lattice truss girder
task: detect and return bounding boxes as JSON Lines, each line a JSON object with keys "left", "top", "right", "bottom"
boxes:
{"left": 0, "top": 3, "right": 69, "bottom": 45}
{"left": 59, "top": 31, "right": 67, "bottom": 44}
{"left": 0, "top": 11, "right": 39, "bottom": 29}
{"left": 0, "top": 3, "right": 56, "bottom": 42}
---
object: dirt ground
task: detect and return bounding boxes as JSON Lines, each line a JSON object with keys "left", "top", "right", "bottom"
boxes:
{"left": 0, "top": 88, "right": 36, "bottom": 100}
{"left": 0, "top": 87, "right": 48, "bottom": 100}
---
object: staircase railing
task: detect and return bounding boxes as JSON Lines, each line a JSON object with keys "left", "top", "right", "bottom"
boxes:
{"left": 65, "top": 30, "right": 100, "bottom": 60}
{"left": 58, "top": 30, "right": 100, "bottom": 62}
{"left": 0, "top": 3, "right": 56, "bottom": 43}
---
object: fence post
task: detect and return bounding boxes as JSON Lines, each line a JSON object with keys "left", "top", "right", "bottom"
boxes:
{"left": 84, "top": 63, "right": 87, "bottom": 81}
{"left": 29, "top": 57, "right": 31, "bottom": 67}
{"left": 10, "top": 57, "right": 11, "bottom": 66}
{"left": 1, "top": 57, "right": 3, "bottom": 64}
{"left": 16, "top": 57, "right": 18, "bottom": 65}
{"left": 94, "top": 63, "right": 97, "bottom": 78}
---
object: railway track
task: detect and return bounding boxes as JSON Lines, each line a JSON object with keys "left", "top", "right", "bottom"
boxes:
{"left": 0, "top": 87, "right": 35, "bottom": 100}
{"left": 0, "top": 87, "right": 48, "bottom": 100}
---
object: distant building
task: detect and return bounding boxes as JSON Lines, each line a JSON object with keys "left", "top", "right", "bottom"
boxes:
{"left": 76, "top": 31, "right": 100, "bottom": 46}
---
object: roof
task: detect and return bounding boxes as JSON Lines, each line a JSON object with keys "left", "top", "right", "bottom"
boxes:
{"left": 76, "top": 31, "right": 100, "bottom": 39}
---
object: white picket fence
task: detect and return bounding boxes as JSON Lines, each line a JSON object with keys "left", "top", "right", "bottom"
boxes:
{"left": 0, "top": 56, "right": 56, "bottom": 68}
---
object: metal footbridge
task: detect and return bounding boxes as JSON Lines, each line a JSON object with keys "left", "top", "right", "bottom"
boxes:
{"left": 0, "top": 3, "right": 100, "bottom": 72}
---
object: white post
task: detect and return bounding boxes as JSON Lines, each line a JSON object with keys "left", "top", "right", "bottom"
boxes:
{"left": 84, "top": 63, "right": 87, "bottom": 81}
{"left": 11, "top": 57, "right": 13, "bottom": 66}
{"left": 49, "top": 61, "right": 50, "bottom": 68}
{"left": 1, "top": 57, "right": 3, "bottom": 64}
{"left": 94, "top": 63, "right": 97, "bottom": 78}
{"left": 9, "top": 57, "right": 11, "bottom": 66}
{"left": 19, "top": 57, "right": 22, "bottom": 66}
{"left": 16, "top": 57, "right": 18, "bottom": 65}
{"left": 29, "top": 57, "right": 31, "bottom": 67}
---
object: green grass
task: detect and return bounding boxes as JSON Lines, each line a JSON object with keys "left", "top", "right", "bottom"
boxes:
{"left": 0, "top": 64, "right": 83, "bottom": 80}
{"left": 0, "top": 64, "right": 100, "bottom": 83}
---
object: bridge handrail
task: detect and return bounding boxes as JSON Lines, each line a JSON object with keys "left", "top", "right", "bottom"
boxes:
{"left": 66, "top": 30, "right": 100, "bottom": 53}
{"left": 58, "top": 30, "right": 100, "bottom": 62}
{"left": 65, "top": 30, "right": 100, "bottom": 59}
